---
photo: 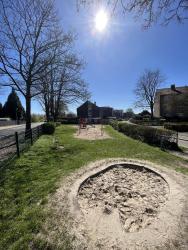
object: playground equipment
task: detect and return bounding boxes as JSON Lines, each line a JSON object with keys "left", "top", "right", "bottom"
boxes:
{"left": 78, "top": 118, "right": 87, "bottom": 135}
{"left": 79, "top": 118, "right": 87, "bottom": 129}
{"left": 78, "top": 118, "right": 104, "bottom": 137}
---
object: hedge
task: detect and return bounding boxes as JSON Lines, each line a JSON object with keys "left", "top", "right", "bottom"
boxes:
{"left": 129, "top": 118, "right": 166, "bottom": 126}
{"left": 42, "top": 122, "right": 56, "bottom": 134}
{"left": 110, "top": 121, "right": 178, "bottom": 150}
{"left": 164, "top": 123, "right": 188, "bottom": 132}
{"left": 60, "top": 118, "right": 78, "bottom": 124}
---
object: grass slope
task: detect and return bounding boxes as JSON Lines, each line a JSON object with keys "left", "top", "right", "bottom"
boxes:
{"left": 0, "top": 125, "right": 187, "bottom": 249}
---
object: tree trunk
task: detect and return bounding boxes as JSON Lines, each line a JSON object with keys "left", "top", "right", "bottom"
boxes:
{"left": 150, "top": 102, "right": 154, "bottom": 119}
{"left": 45, "top": 105, "right": 50, "bottom": 122}
{"left": 44, "top": 94, "right": 50, "bottom": 122}
{"left": 25, "top": 87, "right": 31, "bottom": 131}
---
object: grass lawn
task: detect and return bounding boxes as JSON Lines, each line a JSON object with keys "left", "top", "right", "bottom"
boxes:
{"left": 0, "top": 125, "right": 188, "bottom": 249}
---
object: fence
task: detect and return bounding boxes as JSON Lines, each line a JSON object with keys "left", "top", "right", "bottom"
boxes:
{"left": 0, "top": 125, "right": 43, "bottom": 168}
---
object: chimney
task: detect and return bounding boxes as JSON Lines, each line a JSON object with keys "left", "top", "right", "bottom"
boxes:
{"left": 171, "top": 84, "right": 176, "bottom": 91}
{"left": 94, "top": 102, "right": 96, "bottom": 106}
{"left": 171, "top": 84, "right": 181, "bottom": 94}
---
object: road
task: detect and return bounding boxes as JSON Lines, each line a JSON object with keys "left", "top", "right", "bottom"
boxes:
{"left": 178, "top": 132, "right": 188, "bottom": 149}
{"left": 0, "top": 123, "right": 44, "bottom": 138}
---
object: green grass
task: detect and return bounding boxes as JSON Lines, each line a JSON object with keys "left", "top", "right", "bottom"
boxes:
{"left": 0, "top": 125, "right": 188, "bottom": 249}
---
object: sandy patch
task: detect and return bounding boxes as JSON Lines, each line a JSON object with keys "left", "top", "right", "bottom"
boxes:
{"left": 39, "top": 159, "right": 188, "bottom": 250}
{"left": 74, "top": 125, "right": 111, "bottom": 140}
{"left": 78, "top": 165, "right": 169, "bottom": 233}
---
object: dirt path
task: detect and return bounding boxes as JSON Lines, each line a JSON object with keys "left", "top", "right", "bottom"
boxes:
{"left": 40, "top": 159, "right": 188, "bottom": 250}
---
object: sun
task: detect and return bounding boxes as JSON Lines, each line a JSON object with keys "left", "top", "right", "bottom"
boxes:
{"left": 95, "top": 9, "right": 108, "bottom": 32}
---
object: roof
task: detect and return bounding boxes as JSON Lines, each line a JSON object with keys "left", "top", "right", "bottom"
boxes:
{"left": 156, "top": 85, "right": 188, "bottom": 93}
{"left": 77, "top": 100, "right": 98, "bottom": 109}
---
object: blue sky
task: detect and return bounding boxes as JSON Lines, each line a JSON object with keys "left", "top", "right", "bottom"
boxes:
{"left": 0, "top": 0, "right": 188, "bottom": 114}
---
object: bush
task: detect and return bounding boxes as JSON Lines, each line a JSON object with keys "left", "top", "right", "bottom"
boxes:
{"left": 130, "top": 118, "right": 166, "bottom": 126}
{"left": 31, "top": 114, "right": 44, "bottom": 122}
{"left": 55, "top": 122, "right": 61, "bottom": 127}
{"left": 109, "top": 120, "right": 119, "bottom": 130}
{"left": 164, "top": 123, "right": 188, "bottom": 132}
{"left": 42, "top": 122, "right": 55, "bottom": 134}
{"left": 60, "top": 117, "right": 78, "bottom": 124}
{"left": 113, "top": 122, "right": 178, "bottom": 150}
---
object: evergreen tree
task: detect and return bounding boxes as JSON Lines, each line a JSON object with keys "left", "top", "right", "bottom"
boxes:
{"left": 0, "top": 103, "right": 3, "bottom": 117}
{"left": 3, "top": 88, "right": 25, "bottom": 120}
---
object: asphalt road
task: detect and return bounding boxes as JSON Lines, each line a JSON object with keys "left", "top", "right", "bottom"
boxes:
{"left": 178, "top": 132, "right": 188, "bottom": 149}
{"left": 0, "top": 122, "right": 44, "bottom": 138}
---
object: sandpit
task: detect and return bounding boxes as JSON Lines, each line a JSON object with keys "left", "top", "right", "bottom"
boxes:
{"left": 74, "top": 125, "right": 111, "bottom": 140}
{"left": 78, "top": 164, "right": 169, "bottom": 233}
{"left": 43, "top": 159, "right": 188, "bottom": 250}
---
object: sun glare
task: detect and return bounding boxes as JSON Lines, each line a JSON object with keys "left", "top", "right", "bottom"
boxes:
{"left": 95, "top": 9, "right": 108, "bottom": 32}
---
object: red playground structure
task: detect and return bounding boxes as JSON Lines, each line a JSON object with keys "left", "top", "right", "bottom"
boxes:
{"left": 79, "top": 118, "right": 87, "bottom": 129}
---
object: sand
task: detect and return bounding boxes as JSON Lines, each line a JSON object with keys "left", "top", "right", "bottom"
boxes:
{"left": 39, "top": 159, "right": 188, "bottom": 250}
{"left": 74, "top": 125, "right": 111, "bottom": 140}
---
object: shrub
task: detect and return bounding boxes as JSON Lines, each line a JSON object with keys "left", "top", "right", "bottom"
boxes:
{"left": 31, "top": 113, "right": 44, "bottom": 122}
{"left": 130, "top": 118, "right": 165, "bottom": 126}
{"left": 55, "top": 122, "right": 61, "bottom": 127}
{"left": 60, "top": 117, "right": 78, "bottom": 124}
{"left": 164, "top": 123, "right": 188, "bottom": 132}
{"left": 114, "top": 122, "right": 178, "bottom": 150}
{"left": 42, "top": 122, "right": 55, "bottom": 134}
{"left": 109, "top": 120, "right": 119, "bottom": 130}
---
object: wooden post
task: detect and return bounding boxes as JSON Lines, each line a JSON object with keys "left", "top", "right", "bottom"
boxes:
{"left": 30, "top": 129, "right": 33, "bottom": 145}
{"left": 15, "top": 132, "right": 20, "bottom": 157}
{"left": 37, "top": 126, "right": 40, "bottom": 138}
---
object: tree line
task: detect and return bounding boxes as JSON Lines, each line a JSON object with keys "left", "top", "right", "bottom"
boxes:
{"left": 0, "top": 0, "right": 89, "bottom": 131}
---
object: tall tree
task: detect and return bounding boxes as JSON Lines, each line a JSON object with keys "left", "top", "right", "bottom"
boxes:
{"left": 2, "top": 88, "right": 25, "bottom": 120}
{"left": 0, "top": 102, "right": 3, "bottom": 117}
{"left": 78, "top": 0, "right": 188, "bottom": 27}
{"left": 37, "top": 50, "right": 90, "bottom": 121}
{"left": 0, "top": 0, "right": 63, "bottom": 130}
{"left": 134, "top": 69, "right": 165, "bottom": 119}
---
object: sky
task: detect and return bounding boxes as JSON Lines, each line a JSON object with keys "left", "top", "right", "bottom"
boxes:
{"left": 0, "top": 0, "right": 188, "bottom": 114}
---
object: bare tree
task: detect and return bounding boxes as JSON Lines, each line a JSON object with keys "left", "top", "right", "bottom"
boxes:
{"left": 134, "top": 69, "right": 165, "bottom": 119}
{"left": 77, "top": 0, "right": 188, "bottom": 27}
{"left": 37, "top": 50, "right": 90, "bottom": 121}
{"left": 0, "top": 0, "right": 63, "bottom": 130}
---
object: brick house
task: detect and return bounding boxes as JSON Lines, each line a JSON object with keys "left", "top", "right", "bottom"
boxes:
{"left": 77, "top": 101, "right": 100, "bottom": 118}
{"left": 154, "top": 85, "right": 188, "bottom": 119}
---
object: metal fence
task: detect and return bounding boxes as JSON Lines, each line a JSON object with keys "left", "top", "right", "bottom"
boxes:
{"left": 0, "top": 125, "right": 43, "bottom": 167}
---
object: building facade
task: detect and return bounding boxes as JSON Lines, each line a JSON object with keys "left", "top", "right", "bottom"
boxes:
{"left": 113, "top": 109, "right": 124, "bottom": 119}
{"left": 77, "top": 101, "right": 115, "bottom": 119}
{"left": 77, "top": 101, "right": 100, "bottom": 118}
{"left": 154, "top": 85, "right": 188, "bottom": 119}
{"left": 99, "top": 107, "right": 113, "bottom": 118}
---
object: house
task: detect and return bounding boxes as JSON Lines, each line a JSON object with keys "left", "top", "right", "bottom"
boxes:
{"left": 154, "top": 85, "right": 188, "bottom": 120}
{"left": 77, "top": 101, "right": 114, "bottom": 119}
{"left": 113, "top": 109, "right": 124, "bottom": 119}
{"left": 99, "top": 106, "right": 113, "bottom": 118}
{"left": 77, "top": 101, "right": 100, "bottom": 118}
